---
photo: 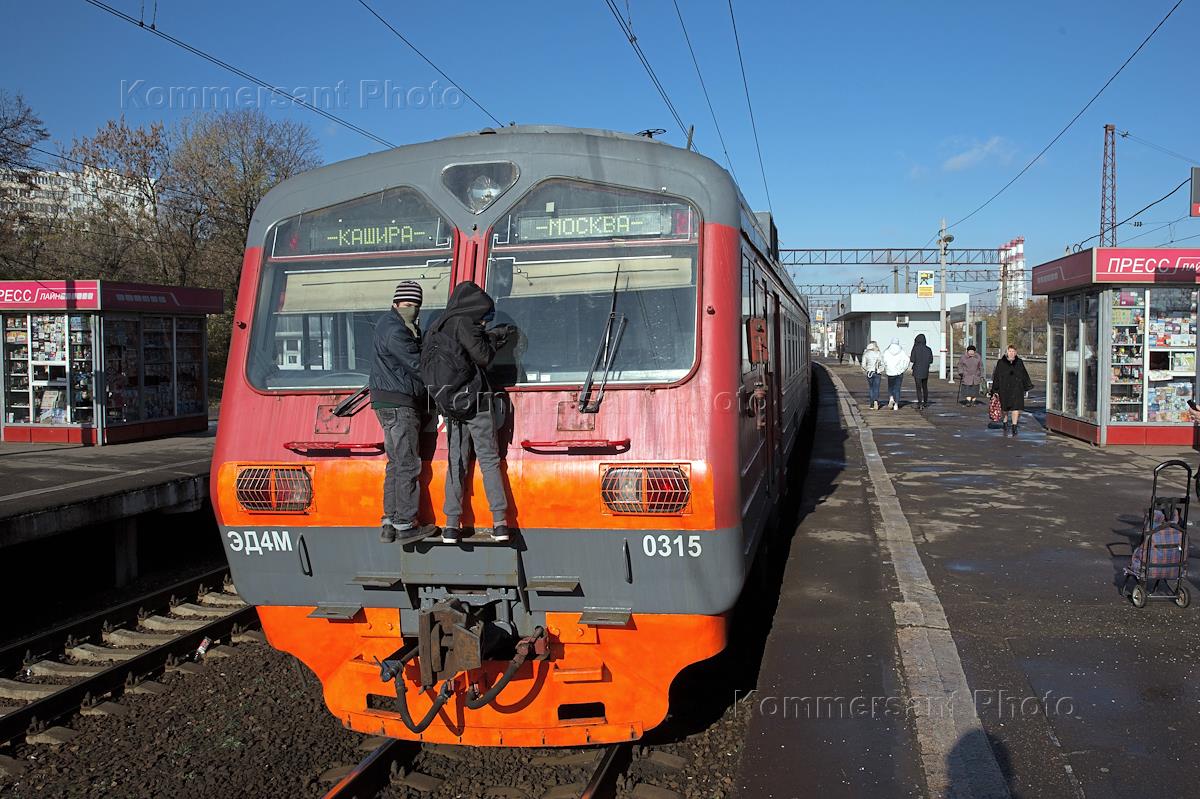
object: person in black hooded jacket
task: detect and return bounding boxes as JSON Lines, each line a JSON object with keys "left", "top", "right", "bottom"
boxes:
{"left": 424, "top": 281, "right": 515, "bottom": 544}
{"left": 909, "top": 333, "right": 935, "bottom": 409}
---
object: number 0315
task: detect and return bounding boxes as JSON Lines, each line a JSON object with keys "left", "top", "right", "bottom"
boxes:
{"left": 642, "top": 534, "right": 702, "bottom": 558}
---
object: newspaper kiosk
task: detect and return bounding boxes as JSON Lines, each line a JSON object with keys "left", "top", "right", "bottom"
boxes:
{"left": 1, "top": 280, "right": 223, "bottom": 444}
{"left": 1032, "top": 248, "right": 1200, "bottom": 446}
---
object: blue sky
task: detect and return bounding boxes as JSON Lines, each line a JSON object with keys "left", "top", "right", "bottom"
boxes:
{"left": 3, "top": 0, "right": 1198, "bottom": 297}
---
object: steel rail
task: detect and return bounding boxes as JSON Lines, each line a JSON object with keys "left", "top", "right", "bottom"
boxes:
{"left": 0, "top": 604, "right": 258, "bottom": 747}
{"left": 320, "top": 738, "right": 421, "bottom": 799}
{"left": 0, "top": 565, "right": 231, "bottom": 675}
{"left": 580, "top": 742, "right": 634, "bottom": 799}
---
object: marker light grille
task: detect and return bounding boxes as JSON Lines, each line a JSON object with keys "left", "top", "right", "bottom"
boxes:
{"left": 235, "top": 466, "right": 313, "bottom": 512}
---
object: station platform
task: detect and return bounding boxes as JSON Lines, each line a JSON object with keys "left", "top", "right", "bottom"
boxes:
{"left": 0, "top": 426, "right": 214, "bottom": 549}
{"left": 736, "top": 361, "right": 1200, "bottom": 798}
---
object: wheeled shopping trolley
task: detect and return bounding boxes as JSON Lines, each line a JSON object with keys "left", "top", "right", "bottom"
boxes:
{"left": 1122, "top": 459, "right": 1192, "bottom": 609}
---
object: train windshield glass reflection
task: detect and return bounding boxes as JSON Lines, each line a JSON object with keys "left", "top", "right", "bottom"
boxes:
{"left": 487, "top": 180, "right": 699, "bottom": 386}
{"left": 248, "top": 187, "right": 454, "bottom": 390}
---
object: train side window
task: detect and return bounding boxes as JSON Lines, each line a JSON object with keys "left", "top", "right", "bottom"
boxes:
{"left": 741, "top": 252, "right": 752, "bottom": 374}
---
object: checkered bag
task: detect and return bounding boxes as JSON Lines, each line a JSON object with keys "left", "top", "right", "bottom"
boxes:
{"left": 1126, "top": 509, "right": 1187, "bottom": 580}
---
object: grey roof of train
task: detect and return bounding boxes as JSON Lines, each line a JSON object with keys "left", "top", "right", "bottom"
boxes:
{"left": 248, "top": 125, "right": 756, "bottom": 245}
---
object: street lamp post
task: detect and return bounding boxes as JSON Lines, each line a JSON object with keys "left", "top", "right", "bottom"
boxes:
{"left": 938, "top": 219, "right": 954, "bottom": 380}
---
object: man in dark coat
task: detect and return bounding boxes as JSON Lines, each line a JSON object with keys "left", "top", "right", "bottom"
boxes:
{"left": 909, "top": 333, "right": 935, "bottom": 409}
{"left": 991, "top": 345, "right": 1035, "bottom": 436}
{"left": 424, "top": 281, "right": 515, "bottom": 544}
{"left": 369, "top": 280, "right": 433, "bottom": 544}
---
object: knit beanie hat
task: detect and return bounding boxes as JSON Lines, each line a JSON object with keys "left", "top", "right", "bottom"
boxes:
{"left": 392, "top": 280, "right": 423, "bottom": 305}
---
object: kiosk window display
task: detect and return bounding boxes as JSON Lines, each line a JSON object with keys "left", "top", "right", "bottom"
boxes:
{"left": 1033, "top": 248, "right": 1200, "bottom": 446}
{"left": 0, "top": 280, "right": 222, "bottom": 444}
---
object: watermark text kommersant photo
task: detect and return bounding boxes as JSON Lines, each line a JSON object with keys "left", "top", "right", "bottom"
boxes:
{"left": 120, "top": 80, "right": 464, "bottom": 111}
{"left": 734, "top": 689, "right": 1076, "bottom": 721}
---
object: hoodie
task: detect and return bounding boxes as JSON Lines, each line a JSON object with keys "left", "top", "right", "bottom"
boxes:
{"left": 427, "top": 281, "right": 497, "bottom": 369}
{"left": 909, "top": 334, "right": 934, "bottom": 379}
{"left": 861, "top": 344, "right": 884, "bottom": 375}
{"left": 882, "top": 340, "right": 910, "bottom": 377}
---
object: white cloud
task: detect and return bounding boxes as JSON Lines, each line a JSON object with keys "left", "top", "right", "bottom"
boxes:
{"left": 941, "top": 135, "right": 1014, "bottom": 172}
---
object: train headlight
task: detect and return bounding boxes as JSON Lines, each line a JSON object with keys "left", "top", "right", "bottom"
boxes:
{"left": 600, "top": 466, "right": 691, "bottom": 515}
{"left": 235, "top": 466, "right": 313, "bottom": 513}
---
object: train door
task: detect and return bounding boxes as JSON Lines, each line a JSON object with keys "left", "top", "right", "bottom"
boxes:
{"left": 769, "top": 291, "right": 783, "bottom": 489}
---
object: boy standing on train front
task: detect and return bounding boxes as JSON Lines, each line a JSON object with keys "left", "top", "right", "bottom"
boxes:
{"left": 370, "top": 281, "right": 434, "bottom": 544}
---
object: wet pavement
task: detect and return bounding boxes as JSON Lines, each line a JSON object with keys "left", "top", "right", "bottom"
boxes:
{"left": 822, "top": 359, "right": 1200, "bottom": 798}
{"left": 735, "top": 367, "right": 925, "bottom": 797}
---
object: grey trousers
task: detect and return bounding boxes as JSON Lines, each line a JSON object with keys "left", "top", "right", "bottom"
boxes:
{"left": 375, "top": 406, "right": 421, "bottom": 524}
{"left": 443, "top": 409, "right": 509, "bottom": 529}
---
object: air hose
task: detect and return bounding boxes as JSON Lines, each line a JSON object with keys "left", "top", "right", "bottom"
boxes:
{"left": 378, "top": 644, "right": 455, "bottom": 734}
{"left": 465, "top": 627, "right": 545, "bottom": 710}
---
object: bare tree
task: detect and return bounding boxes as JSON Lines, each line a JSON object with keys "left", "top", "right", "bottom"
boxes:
{"left": 0, "top": 91, "right": 48, "bottom": 177}
{"left": 173, "top": 109, "right": 321, "bottom": 300}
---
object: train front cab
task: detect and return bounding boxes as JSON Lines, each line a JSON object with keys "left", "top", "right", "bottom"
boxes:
{"left": 213, "top": 147, "right": 807, "bottom": 746}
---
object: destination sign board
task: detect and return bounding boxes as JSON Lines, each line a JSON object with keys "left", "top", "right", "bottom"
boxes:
{"left": 517, "top": 208, "right": 674, "bottom": 243}
{"left": 308, "top": 219, "right": 445, "bottom": 254}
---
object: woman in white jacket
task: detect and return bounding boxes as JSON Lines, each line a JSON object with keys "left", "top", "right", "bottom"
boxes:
{"left": 882, "top": 338, "right": 911, "bottom": 410}
{"left": 861, "top": 341, "right": 884, "bottom": 410}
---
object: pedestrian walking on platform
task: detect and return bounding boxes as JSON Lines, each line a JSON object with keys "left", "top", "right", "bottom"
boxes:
{"left": 909, "top": 334, "right": 934, "bottom": 409}
{"left": 370, "top": 280, "right": 435, "bottom": 545}
{"left": 861, "top": 341, "right": 884, "bottom": 409}
{"left": 957, "top": 345, "right": 982, "bottom": 405}
{"left": 837, "top": 341, "right": 845, "bottom": 364}
{"left": 991, "top": 345, "right": 1034, "bottom": 436}
{"left": 882, "top": 338, "right": 910, "bottom": 410}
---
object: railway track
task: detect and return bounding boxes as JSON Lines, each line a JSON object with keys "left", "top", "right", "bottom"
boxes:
{"left": 0, "top": 566, "right": 258, "bottom": 748}
{"left": 321, "top": 739, "right": 645, "bottom": 799}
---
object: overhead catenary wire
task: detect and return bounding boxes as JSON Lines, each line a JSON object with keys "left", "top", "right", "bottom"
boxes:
{"left": 1119, "top": 130, "right": 1200, "bottom": 165}
{"left": 726, "top": 0, "right": 773, "bottom": 215}
{"left": 82, "top": 0, "right": 396, "bottom": 149}
{"left": 1073, "top": 176, "right": 1191, "bottom": 249}
{"left": 671, "top": 0, "right": 738, "bottom": 181}
{"left": 354, "top": 0, "right": 503, "bottom": 128}
{"left": 945, "top": 0, "right": 1185, "bottom": 234}
{"left": 602, "top": 0, "right": 689, "bottom": 137}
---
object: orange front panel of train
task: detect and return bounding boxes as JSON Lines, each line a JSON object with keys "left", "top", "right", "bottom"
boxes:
{"left": 257, "top": 606, "right": 726, "bottom": 746}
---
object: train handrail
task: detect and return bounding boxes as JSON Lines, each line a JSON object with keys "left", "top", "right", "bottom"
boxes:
{"left": 284, "top": 441, "right": 384, "bottom": 454}
{"left": 520, "top": 438, "right": 631, "bottom": 453}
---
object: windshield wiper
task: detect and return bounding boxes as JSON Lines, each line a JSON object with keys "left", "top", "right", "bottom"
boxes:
{"left": 578, "top": 267, "right": 628, "bottom": 414}
{"left": 333, "top": 385, "right": 371, "bottom": 417}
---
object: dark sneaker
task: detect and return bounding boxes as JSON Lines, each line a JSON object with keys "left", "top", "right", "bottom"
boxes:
{"left": 379, "top": 521, "right": 397, "bottom": 544}
{"left": 492, "top": 525, "right": 510, "bottom": 543}
{"left": 394, "top": 523, "right": 433, "bottom": 546}
{"left": 441, "top": 527, "right": 462, "bottom": 545}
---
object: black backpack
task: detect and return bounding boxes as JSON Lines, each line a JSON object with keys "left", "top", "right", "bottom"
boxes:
{"left": 420, "top": 324, "right": 481, "bottom": 421}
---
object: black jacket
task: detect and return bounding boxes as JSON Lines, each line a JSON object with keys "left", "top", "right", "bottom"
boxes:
{"left": 910, "top": 334, "right": 934, "bottom": 379}
{"left": 992, "top": 355, "right": 1034, "bottom": 411}
{"left": 369, "top": 309, "right": 424, "bottom": 407}
{"left": 427, "top": 281, "right": 498, "bottom": 373}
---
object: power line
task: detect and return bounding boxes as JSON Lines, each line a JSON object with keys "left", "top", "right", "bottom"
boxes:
{"left": 946, "top": 0, "right": 1184, "bottom": 233}
{"left": 671, "top": 0, "right": 737, "bottom": 180}
{"left": 1119, "top": 214, "right": 1190, "bottom": 244}
{"left": 1119, "top": 130, "right": 1200, "bottom": 165}
{"left": 82, "top": 0, "right": 396, "bottom": 149}
{"left": 355, "top": 0, "right": 503, "bottom": 128}
{"left": 602, "top": 0, "right": 689, "bottom": 137}
{"left": 1074, "top": 176, "right": 1191, "bottom": 249}
{"left": 726, "top": 0, "right": 773, "bottom": 215}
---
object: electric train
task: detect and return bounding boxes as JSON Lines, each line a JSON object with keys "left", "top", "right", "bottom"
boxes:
{"left": 211, "top": 125, "right": 811, "bottom": 746}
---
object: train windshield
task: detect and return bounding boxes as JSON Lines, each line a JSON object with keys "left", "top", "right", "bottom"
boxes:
{"left": 247, "top": 187, "right": 454, "bottom": 390}
{"left": 485, "top": 180, "right": 699, "bottom": 386}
